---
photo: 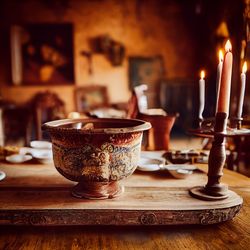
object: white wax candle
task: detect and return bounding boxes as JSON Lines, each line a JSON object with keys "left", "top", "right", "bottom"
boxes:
{"left": 217, "top": 40, "right": 233, "bottom": 116}
{"left": 199, "top": 70, "right": 205, "bottom": 119}
{"left": 237, "top": 61, "right": 247, "bottom": 118}
{"left": 215, "top": 50, "right": 223, "bottom": 113}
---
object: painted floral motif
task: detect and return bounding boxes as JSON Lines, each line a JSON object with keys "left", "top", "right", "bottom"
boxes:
{"left": 52, "top": 134, "right": 142, "bottom": 182}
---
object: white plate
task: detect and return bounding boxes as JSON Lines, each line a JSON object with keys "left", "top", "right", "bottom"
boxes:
{"left": 31, "top": 149, "right": 53, "bottom": 164}
{"left": 165, "top": 164, "right": 197, "bottom": 171}
{"left": 168, "top": 168, "right": 193, "bottom": 179}
{"left": 137, "top": 164, "right": 161, "bottom": 172}
{"left": 0, "top": 170, "right": 6, "bottom": 181}
{"left": 6, "top": 154, "right": 32, "bottom": 163}
{"left": 137, "top": 157, "right": 165, "bottom": 171}
{"left": 31, "top": 149, "right": 52, "bottom": 158}
{"left": 30, "top": 141, "right": 52, "bottom": 149}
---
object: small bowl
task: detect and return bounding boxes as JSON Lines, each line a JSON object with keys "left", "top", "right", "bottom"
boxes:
{"left": 168, "top": 169, "right": 193, "bottom": 179}
{"left": 30, "top": 140, "right": 52, "bottom": 149}
{"left": 31, "top": 149, "right": 53, "bottom": 164}
{"left": 42, "top": 118, "right": 151, "bottom": 199}
{"left": 0, "top": 170, "right": 6, "bottom": 181}
{"left": 166, "top": 165, "right": 194, "bottom": 179}
{"left": 137, "top": 157, "right": 165, "bottom": 171}
{"left": 6, "top": 154, "right": 32, "bottom": 164}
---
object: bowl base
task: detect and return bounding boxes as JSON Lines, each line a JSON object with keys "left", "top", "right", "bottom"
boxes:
{"left": 71, "top": 181, "right": 124, "bottom": 199}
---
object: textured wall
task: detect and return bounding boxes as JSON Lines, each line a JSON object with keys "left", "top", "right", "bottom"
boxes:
{"left": 0, "top": 0, "right": 195, "bottom": 113}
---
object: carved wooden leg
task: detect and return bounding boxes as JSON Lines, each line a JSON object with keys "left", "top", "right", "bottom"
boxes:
{"left": 204, "top": 135, "right": 228, "bottom": 198}
{"left": 190, "top": 112, "right": 229, "bottom": 200}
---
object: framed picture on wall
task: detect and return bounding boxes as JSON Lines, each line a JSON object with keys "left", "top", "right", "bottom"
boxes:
{"left": 11, "top": 23, "right": 74, "bottom": 85}
{"left": 75, "top": 86, "right": 109, "bottom": 112}
{"left": 128, "top": 56, "right": 165, "bottom": 108}
{"left": 128, "top": 56, "right": 165, "bottom": 89}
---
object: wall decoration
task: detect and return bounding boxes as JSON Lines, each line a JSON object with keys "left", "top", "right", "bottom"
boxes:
{"left": 89, "top": 35, "right": 125, "bottom": 66}
{"left": 129, "top": 56, "right": 165, "bottom": 89}
{"left": 129, "top": 56, "right": 165, "bottom": 108}
{"left": 75, "top": 86, "right": 109, "bottom": 112}
{"left": 11, "top": 23, "right": 74, "bottom": 85}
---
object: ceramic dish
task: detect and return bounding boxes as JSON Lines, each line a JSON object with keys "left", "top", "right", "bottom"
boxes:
{"left": 31, "top": 149, "right": 53, "bottom": 164}
{"left": 166, "top": 167, "right": 193, "bottom": 179}
{"left": 164, "top": 164, "right": 197, "bottom": 171}
{"left": 137, "top": 157, "right": 165, "bottom": 171}
{"left": 30, "top": 140, "right": 52, "bottom": 149}
{"left": 137, "top": 161, "right": 196, "bottom": 179}
{"left": 0, "top": 170, "right": 6, "bottom": 181}
{"left": 6, "top": 154, "right": 32, "bottom": 163}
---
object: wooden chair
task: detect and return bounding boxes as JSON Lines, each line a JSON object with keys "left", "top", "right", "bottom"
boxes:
{"left": 127, "top": 84, "right": 177, "bottom": 150}
{"left": 31, "top": 91, "right": 66, "bottom": 140}
{"left": 1, "top": 101, "right": 32, "bottom": 146}
{"left": 126, "top": 84, "right": 148, "bottom": 119}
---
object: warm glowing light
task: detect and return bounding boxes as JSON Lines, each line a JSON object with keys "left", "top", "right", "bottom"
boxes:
{"left": 200, "top": 70, "right": 205, "bottom": 79}
{"left": 219, "top": 50, "right": 223, "bottom": 62}
{"left": 225, "top": 40, "right": 232, "bottom": 52}
{"left": 242, "top": 61, "right": 247, "bottom": 74}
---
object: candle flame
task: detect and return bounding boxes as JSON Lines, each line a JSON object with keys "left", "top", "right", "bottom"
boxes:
{"left": 219, "top": 50, "right": 223, "bottom": 62}
{"left": 242, "top": 61, "right": 247, "bottom": 73}
{"left": 225, "top": 40, "right": 232, "bottom": 52}
{"left": 200, "top": 70, "right": 205, "bottom": 79}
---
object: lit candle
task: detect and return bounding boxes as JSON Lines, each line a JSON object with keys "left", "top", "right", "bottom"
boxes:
{"left": 199, "top": 70, "right": 205, "bottom": 119}
{"left": 237, "top": 61, "right": 247, "bottom": 118}
{"left": 217, "top": 40, "right": 233, "bottom": 116}
{"left": 215, "top": 50, "right": 223, "bottom": 113}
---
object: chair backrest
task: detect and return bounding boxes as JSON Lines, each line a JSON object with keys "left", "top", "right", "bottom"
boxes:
{"left": 31, "top": 91, "right": 66, "bottom": 140}
{"left": 126, "top": 84, "right": 148, "bottom": 119}
{"left": 1, "top": 101, "right": 32, "bottom": 146}
{"left": 127, "top": 84, "right": 178, "bottom": 150}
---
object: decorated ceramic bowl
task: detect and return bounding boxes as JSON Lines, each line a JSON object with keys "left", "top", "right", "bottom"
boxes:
{"left": 42, "top": 118, "right": 151, "bottom": 199}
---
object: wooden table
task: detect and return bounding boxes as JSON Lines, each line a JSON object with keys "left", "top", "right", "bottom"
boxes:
{"left": 0, "top": 161, "right": 250, "bottom": 249}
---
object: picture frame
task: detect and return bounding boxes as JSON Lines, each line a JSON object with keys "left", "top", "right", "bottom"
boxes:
{"left": 129, "top": 56, "right": 165, "bottom": 108}
{"left": 11, "top": 23, "right": 74, "bottom": 85}
{"left": 75, "top": 85, "right": 109, "bottom": 112}
{"left": 128, "top": 56, "right": 165, "bottom": 89}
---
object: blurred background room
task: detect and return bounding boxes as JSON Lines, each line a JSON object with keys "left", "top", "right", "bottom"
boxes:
{"left": 0, "top": 0, "right": 249, "bottom": 174}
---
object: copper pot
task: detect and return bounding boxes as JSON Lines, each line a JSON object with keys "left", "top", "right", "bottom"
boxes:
{"left": 138, "top": 112, "right": 177, "bottom": 150}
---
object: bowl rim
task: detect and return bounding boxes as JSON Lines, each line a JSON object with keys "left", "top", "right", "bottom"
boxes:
{"left": 42, "top": 118, "right": 151, "bottom": 134}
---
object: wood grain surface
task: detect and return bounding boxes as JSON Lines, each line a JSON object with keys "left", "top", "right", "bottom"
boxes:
{"left": 0, "top": 162, "right": 250, "bottom": 249}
